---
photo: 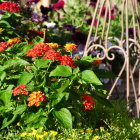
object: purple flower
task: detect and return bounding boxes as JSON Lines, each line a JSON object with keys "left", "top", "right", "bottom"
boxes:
{"left": 101, "top": 6, "right": 116, "bottom": 20}
{"left": 129, "top": 28, "right": 134, "bottom": 38}
{"left": 72, "top": 29, "right": 87, "bottom": 45}
{"left": 86, "top": 18, "right": 98, "bottom": 26}
{"left": 62, "top": 24, "right": 75, "bottom": 31}
{"left": 31, "top": 13, "right": 44, "bottom": 22}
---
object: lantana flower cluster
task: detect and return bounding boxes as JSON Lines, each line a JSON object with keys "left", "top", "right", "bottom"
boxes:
{"left": 27, "top": 43, "right": 51, "bottom": 57}
{"left": 12, "top": 84, "right": 28, "bottom": 96}
{"left": 12, "top": 85, "right": 47, "bottom": 107}
{"left": 27, "top": 42, "right": 77, "bottom": 68}
{"left": 0, "top": 2, "right": 20, "bottom": 13}
{"left": 64, "top": 43, "right": 77, "bottom": 52}
{"left": 81, "top": 94, "right": 96, "bottom": 111}
{"left": 8, "top": 37, "right": 21, "bottom": 44}
{"left": 0, "top": 42, "right": 10, "bottom": 52}
{"left": 27, "top": 91, "right": 47, "bottom": 107}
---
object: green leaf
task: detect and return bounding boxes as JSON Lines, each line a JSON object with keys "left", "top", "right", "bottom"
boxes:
{"left": 0, "top": 71, "right": 6, "bottom": 82}
{"left": 34, "top": 59, "right": 52, "bottom": 69}
{"left": 3, "top": 59, "right": 30, "bottom": 70}
{"left": 20, "top": 44, "right": 34, "bottom": 54}
{"left": 32, "top": 36, "right": 44, "bottom": 43}
{"left": 53, "top": 108, "right": 72, "bottom": 128}
{"left": 57, "top": 79, "right": 70, "bottom": 93}
{"left": 24, "top": 109, "right": 42, "bottom": 124}
{"left": 13, "top": 104, "right": 27, "bottom": 115}
{"left": 81, "top": 70, "right": 102, "bottom": 85}
{"left": 50, "top": 65, "right": 72, "bottom": 77}
{"left": 34, "top": 117, "right": 47, "bottom": 128}
{"left": 92, "top": 94, "right": 113, "bottom": 108}
{"left": 52, "top": 92, "right": 69, "bottom": 106}
{"left": 1, "top": 104, "right": 27, "bottom": 129}
{"left": 81, "top": 56, "right": 97, "bottom": 63}
{"left": 0, "top": 85, "right": 13, "bottom": 106}
{"left": 18, "top": 72, "right": 33, "bottom": 85}
{"left": 73, "top": 67, "right": 80, "bottom": 74}
{"left": 0, "top": 20, "right": 11, "bottom": 28}
{"left": 1, "top": 114, "right": 17, "bottom": 129}
{"left": 94, "top": 69, "right": 116, "bottom": 78}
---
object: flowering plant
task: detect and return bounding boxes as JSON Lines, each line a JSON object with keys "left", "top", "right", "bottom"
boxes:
{"left": 0, "top": 38, "right": 112, "bottom": 130}
{"left": 0, "top": 1, "right": 113, "bottom": 131}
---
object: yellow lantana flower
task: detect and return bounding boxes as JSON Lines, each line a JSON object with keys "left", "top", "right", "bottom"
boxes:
{"left": 0, "top": 28, "right": 4, "bottom": 34}
{"left": 27, "top": 133, "right": 33, "bottom": 136}
{"left": 105, "top": 132, "right": 110, "bottom": 136}
{"left": 92, "top": 136, "right": 99, "bottom": 140}
{"left": 8, "top": 37, "right": 21, "bottom": 44}
{"left": 36, "top": 134, "right": 44, "bottom": 139}
{"left": 50, "top": 130, "right": 58, "bottom": 136}
{"left": 17, "top": 122, "right": 20, "bottom": 126}
{"left": 46, "top": 43, "right": 60, "bottom": 49}
{"left": 100, "top": 126, "right": 105, "bottom": 131}
{"left": 64, "top": 43, "right": 77, "bottom": 52}
{"left": 20, "top": 132, "right": 27, "bottom": 137}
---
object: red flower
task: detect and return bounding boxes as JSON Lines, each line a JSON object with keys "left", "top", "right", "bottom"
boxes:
{"left": 0, "top": 2, "right": 20, "bottom": 13}
{"left": 81, "top": 94, "right": 96, "bottom": 111}
{"left": 60, "top": 55, "right": 77, "bottom": 68}
{"left": 53, "top": 0, "right": 65, "bottom": 10}
{"left": 26, "top": 43, "right": 51, "bottom": 57}
{"left": 44, "top": 49, "right": 62, "bottom": 61}
{"left": 93, "top": 59, "right": 102, "bottom": 65}
{"left": 0, "top": 42, "right": 10, "bottom": 52}
{"left": 27, "top": 30, "right": 44, "bottom": 38}
{"left": 12, "top": 85, "right": 28, "bottom": 96}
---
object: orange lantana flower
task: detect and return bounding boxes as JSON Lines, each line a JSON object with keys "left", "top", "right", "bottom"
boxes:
{"left": 46, "top": 43, "right": 60, "bottom": 49}
{"left": 64, "top": 43, "right": 77, "bottom": 51}
{"left": 8, "top": 37, "right": 21, "bottom": 44}
{"left": 27, "top": 91, "right": 47, "bottom": 107}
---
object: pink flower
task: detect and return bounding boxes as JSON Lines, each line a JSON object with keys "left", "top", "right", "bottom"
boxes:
{"left": 53, "top": 0, "right": 65, "bottom": 10}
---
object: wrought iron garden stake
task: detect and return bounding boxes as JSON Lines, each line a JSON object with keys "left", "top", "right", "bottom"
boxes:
{"left": 83, "top": 0, "right": 140, "bottom": 118}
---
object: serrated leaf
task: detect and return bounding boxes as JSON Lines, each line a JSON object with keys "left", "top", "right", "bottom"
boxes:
{"left": 1, "top": 115, "right": 17, "bottom": 129}
{"left": 13, "top": 104, "right": 27, "bottom": 115}
{"left": 18, "top": 72, "right": 33, "bottom": 85}
{"left": 53, "top": 108, "right": 72, "bottom": 128}
{"left": 50, "top": 65, "right": 72, "bottom": 77}
{"left": 34, "top": 59, "right": 52, "bottom": 69}
{"left": 57, "top": 79, "right": 70, "bottom": 93}
{"left": 0, "top": 71, "right": 6, "bottom": 82}
{"left": 81, "top": 70, "right": 102, "bottom": 85}
{"left": 52, "top": 92, "right": 69, "bottom": 106}
{"left": 73, "top": 67, "right": 80, "bottom": 74}
{"left": 3, "top": 59, "right": 30, "bottom": 70}
{"left": 0, "top": 85, "right": 13, "bottom": 106}
{"left": 24, "top": 109, "right": 42, "bottom": 124}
